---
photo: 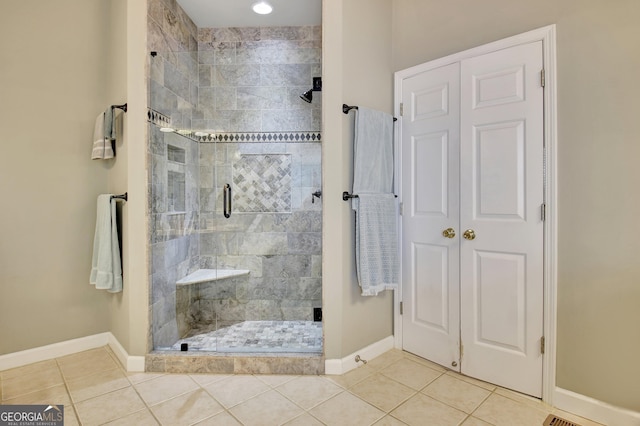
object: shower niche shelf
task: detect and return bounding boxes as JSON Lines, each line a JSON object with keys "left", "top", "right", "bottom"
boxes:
{"left": 176, "top": 268, "right": 250, "bottom": 286}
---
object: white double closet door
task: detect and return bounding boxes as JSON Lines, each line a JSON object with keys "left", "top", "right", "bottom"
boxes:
{"left": 400, "top": 41, "right": 545, "bottom": 397}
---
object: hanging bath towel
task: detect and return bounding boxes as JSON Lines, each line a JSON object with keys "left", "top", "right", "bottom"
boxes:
{"left": 353, "top": 193, "right": 399, "bottom": 296}
{"left": 91, "top": 107, "right": 116, "bottom": 160}
{"left": 352, "top": 107, "right": 394, "bottom": 194}
{"left": 350, "top": 106, "right": 398, "bottom": 295}
{"left": 89, "top": 194, "right": 123, "bottom": 293}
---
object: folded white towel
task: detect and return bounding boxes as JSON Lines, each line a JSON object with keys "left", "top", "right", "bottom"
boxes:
{"left": 89, "top": 194, "right": 123, "bottom": 293}
{"left": 353, "top": 193, "right": 398, "bottom": 296}
{"left": 91, "top": 111, "right": 115, "bottom": 160}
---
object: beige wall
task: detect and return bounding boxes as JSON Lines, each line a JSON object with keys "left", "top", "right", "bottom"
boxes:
{"left": 323, "top": 0, "right": 395, "bottom": 359}
{"left": 0, "top": 0, "right": 113, "bottom": 354}
{"left": 391, "top": 0, "right": 640, "bottom": 412}
{"left": 0, "top": 0, "right": 149, "bottom": 359}
{"left": 107, "top": 0, "right": 149, "bottom": 358}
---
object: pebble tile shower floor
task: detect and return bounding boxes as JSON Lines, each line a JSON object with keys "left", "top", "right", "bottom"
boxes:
{"left": 167, "top": 321, "right": 323, "bottom": 353}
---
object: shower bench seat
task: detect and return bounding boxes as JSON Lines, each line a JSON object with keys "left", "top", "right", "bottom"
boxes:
{"left": 176, "top": 269, "right": 250, "bottom": 286}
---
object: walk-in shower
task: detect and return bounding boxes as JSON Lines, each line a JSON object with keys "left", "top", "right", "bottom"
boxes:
{"left": 147, "top": 0, "right": 323, "bottom": 358}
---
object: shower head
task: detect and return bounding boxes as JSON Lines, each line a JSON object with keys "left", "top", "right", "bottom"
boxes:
{"left": 300, "top": 89, "right": 314, "bottom": 103}
{"left": 300, "top": 77, "right": 322, "bottom": 104}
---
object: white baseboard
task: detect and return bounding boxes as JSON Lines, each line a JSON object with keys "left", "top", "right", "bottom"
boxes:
{"left": 0, "top": 332, "right": 145, "bottom": 373}
{"left": 107, "top": 334, "right": 145, "bottom": 372}
{"left": 554, "top": 387, "right": 640, "bottom": 426}
{"left": 325, "top": 335, "right": 394, "bottom": 375}
{"left": 0, "top": 333, "right": 111, "bottom": 371}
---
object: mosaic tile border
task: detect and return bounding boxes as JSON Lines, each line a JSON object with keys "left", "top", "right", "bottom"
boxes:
{"left": 211, "top": 132, "right": 322, "bottom": 143}
{"left": 147, "top": 109, "right": 322, "bottom": 144}
{"left": 147, "top": 108, "right": 171, "bottom": 128}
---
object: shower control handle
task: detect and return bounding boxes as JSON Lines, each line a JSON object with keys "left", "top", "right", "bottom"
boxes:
{"left": 223, "top": 184, "right": 231, "bottom": 218}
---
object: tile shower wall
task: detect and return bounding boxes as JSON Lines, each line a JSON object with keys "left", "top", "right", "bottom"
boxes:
{"left": 195, "top": 25, "right": 322, "bottom": 133}
{"left": 148, "top": 0, "right": 323, "bottom": 348}
{"left": 193, "top": 24, "right": 323, "bottom": 332}
{"left": 196, "top": 141, "right": 322, "bottom": 330}
{"left": 148, "top": 0, "right": 201, "bottom": 349}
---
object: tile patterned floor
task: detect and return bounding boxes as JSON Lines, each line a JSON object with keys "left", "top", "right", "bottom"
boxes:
{"left": 0, "top": 346, "right": 603, "bottom": 426}
{"left": 168, "top": 321, "right": 323, "bottom": 353}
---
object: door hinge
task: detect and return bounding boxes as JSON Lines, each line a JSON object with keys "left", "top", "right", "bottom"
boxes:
{"left": 460, "top": 342, "right": 464, "bottom": 360}
{"left": 399, "top": 301, "right": 404, "bottom": 315}
{"left": 399, "top": 202, "right": 403, "bottom": 216}
{"left": 541, "top": 336, "right": 546, "bottom": 354}
{"left": 399, "top": 103, "right": 404, "bottom": 116}
{"left": 540, "top": 69, "right": 546, "bottom": 87}
{"left": 541, "top": 203, "right": 546, "bottom": 221}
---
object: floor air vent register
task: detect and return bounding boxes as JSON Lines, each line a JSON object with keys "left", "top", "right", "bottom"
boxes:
{"left": 543, "top": 414, "right": 581, "bottom": 426}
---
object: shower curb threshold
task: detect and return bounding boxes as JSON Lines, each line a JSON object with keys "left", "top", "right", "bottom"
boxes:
{"left": 145, "top": 351, "right": 325, "bottom": 375}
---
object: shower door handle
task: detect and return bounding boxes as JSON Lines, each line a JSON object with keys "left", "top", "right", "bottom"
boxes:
{"left": 223, "top": 184, "right": 231, "bottom": 218}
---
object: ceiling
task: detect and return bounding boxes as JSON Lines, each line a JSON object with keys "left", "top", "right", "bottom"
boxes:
{"left": 177, "top": 0, "right": 322, "bottom": 28}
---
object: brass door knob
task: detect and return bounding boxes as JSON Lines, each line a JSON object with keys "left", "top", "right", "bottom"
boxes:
{"left": 442, "top": 228, "right": 456, "bottom": 239}
{"left": 463, "top": 229, "right": 476, "bottom": 240}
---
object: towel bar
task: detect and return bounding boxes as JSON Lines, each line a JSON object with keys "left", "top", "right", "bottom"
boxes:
{"left": 343, "top": 191, "right": 397, "bottom": 201}
{"left": 342, "top": 104, "right": 397, "bottom": 122}
{"left": 110, "top": 192, "right": 128, "bottom": 202}
{"left": 343, "top": 191, "right": 358, "bottom": 201}
{"left": 112, "top": 103, "right": 127, "bottom": 113}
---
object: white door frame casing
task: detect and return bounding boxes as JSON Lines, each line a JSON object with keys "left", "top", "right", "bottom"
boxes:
{"left": 393, "top": 25, "right": 557, "bottom": 404}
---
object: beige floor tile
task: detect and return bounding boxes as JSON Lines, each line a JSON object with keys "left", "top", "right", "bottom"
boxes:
{"left": 134, "top": 374, "right": 198, "bottom": 406}
{"left": 472, "top": 393, "right": 549, "bottom": 426}
{"left": 494, "top": 386, "right": 551, "bottom": 411}
{"left": 193, "top": 411, "right": 242, "bottom": 425}
{"left": 0, "top": 359, "right": 59, "bottom": 380}
{"left": 551, "top": 408, "right": 606, "bottom": 426}
{"left": 374, "top": 415, "right": 410, "bottom": 425}
{"left": 75, "top": 386, "right": 146, "bottom": 426}
{"left": 283, "top": 412, "right": 325, "bottom": 425}
{"left": 326, "top": 363, "right": 376, "bottom": 389}
{"left": 365, "top": 349, "right": 406, "bottom": 371}
{"left": 381, "top": 358, "right": 443, "bottom": 390}
{"left": 309, "top": 391, "right": 385, "bottom": 426}
{"left": 422, "top": 374, "right": 491, "bottom": 413}
{"left": 390, "top": 393, "right": 467, "bottom": 426}
{"left": 104, "top": 409, "right": 159, "bottom": 425}
{"left": 1, "top": 364, "right": 64, "bottom": 400}
{"left": 1, "top": 383, "right": 71, "bottom": 406}
{"left": 350, "top": 373, "right": 416, "bottom": 412}
{"left": 127, "top": 372, "right": 165, "bottom": 385}
{"left": 229, "top": 389, "right": 305, "bottom": 426}
{"left": 150, "top": 388, "right": 225, "bottom": 426}
{"left": 63, "top": 408, "right": 81, "bottom": 426}
{"left": 189, "top": 373, "right": 230, "bottom": 386}
{"left": 276, "top": 375, "right": 343, "bottom": 409}
{"left": 255, "top": 374, "right": 298, "bottom": 387}
{"left": 445, "top": 371, "right": 497, "bottom": 392}
{"left": 204, "top": 375, "right": 269, "bottom": 408}
{"left": 67, "top": 368, "right": 130, "bottom": 403}
{"left": 401, "top": 352, "right": 448, "bottom": 372}
{"left": 57, "top": 347, "right": 120, "bottom": 381}
{"left": 461, "top": 416, "right": 493, "bottom": 425}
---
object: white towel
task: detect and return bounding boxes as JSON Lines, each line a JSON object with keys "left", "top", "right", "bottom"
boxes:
{"left": 353, "top": 193, "right": 398, "bottom": 296}
{"left": 89, "top": 194, "right": 123, "bottom": 293}
{"left": 352, "top": 107, "right": 394, "bottom": 194}
{"left": 91, "top": 111, "right": 115, "bottom": 160}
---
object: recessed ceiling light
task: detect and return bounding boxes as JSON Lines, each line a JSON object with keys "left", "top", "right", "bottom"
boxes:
{"left": 252, "top": 1, "right": 273, "bottom": 15}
